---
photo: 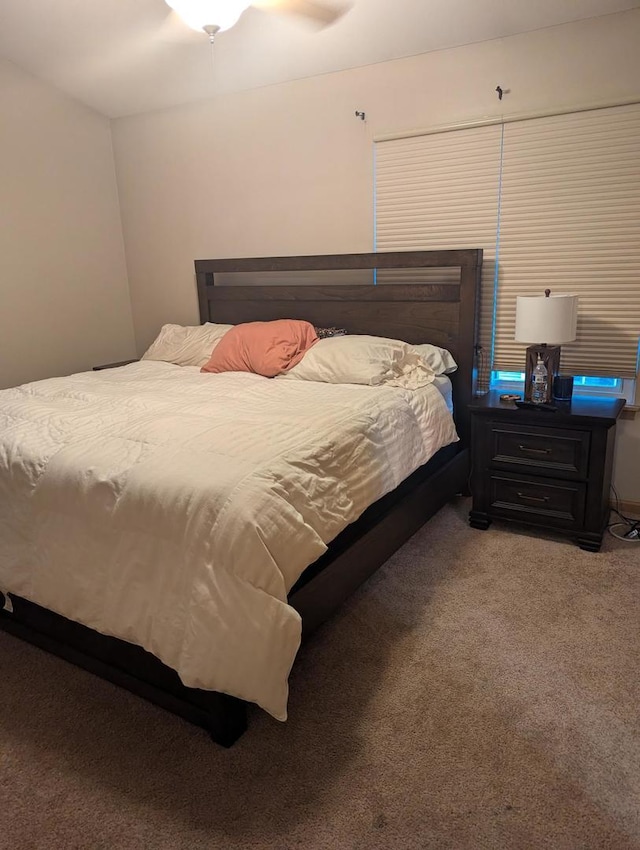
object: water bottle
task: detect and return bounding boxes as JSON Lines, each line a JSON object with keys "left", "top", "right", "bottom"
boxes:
{"left": 531, "top": 355, "right": 548, "bottom": 404}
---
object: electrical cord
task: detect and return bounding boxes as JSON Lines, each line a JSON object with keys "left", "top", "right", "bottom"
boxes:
{"left": 610, "top": 484, "right": 634, "bottom": 523}
{"left": 608, "top": 485, "right": 640, "bottom": 542}
{"left": 609, "top": 521, "right": 640, "bottom": 542}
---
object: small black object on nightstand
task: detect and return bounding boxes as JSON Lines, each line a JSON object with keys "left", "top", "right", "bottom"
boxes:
{"left": 468, "top": 390, "right": 625, "bottom": 552}
{"left": 514, "top": 399, "right": 557, "bottom": 412}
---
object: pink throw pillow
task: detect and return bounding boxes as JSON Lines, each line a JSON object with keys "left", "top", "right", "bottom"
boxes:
{"left": 200, "top": 319, "right": 319, "bottom": 377}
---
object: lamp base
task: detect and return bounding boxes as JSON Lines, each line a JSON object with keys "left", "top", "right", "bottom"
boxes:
{"left": 524, "top": 344, "right": 560, "bottom": 403}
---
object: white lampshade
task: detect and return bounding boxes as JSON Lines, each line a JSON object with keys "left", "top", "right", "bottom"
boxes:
{"left": 515, "top": 293, "right": 578, "bottom": 344}
{"left": 165, "top": 0, "right": 251, "bottom": 33}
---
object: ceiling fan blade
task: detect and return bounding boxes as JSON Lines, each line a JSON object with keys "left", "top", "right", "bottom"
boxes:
{"left": 252, "top": 0, "right": 348, "bottom": 26}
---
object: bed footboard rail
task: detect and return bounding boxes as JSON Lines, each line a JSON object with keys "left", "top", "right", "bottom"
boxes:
{"left": 0, "top": 595, "right": 247, "bottom": 747}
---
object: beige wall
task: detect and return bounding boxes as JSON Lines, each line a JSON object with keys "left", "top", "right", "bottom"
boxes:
{"left": 0, "top": 58, "right": 135, "bottom": 389}
{"left": 111, "top": 9, "right": 640, "bottom": 501}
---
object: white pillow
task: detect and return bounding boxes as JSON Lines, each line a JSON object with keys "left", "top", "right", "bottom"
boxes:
{"left": 411, "top": 343, "right": 458, "bottom": 375}
{"left": 281, "top": 335, "right": 436, "bottom": 389}
{"left": 142, "top": 323, "right": 233, "bottom": 367}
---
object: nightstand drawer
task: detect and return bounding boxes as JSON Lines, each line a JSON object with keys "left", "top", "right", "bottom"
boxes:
{"left": 488, "top": 423, "right": 590, "bottom": 479}
{"left": 489, "top": 472, "right": 586, "bottom": 529}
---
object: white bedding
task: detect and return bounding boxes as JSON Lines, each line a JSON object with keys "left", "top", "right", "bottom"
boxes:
{"left": 0, "top": 361, "right": 458, "bottom": 719}
{"left": 432, "top": 374, "right": 454, "bottom": 413}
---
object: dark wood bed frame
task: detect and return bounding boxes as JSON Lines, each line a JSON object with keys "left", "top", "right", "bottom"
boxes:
{"left": 0, "top": 249, "right": 481, "bottom": 747}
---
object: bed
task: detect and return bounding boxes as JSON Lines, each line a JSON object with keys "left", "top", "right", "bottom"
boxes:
{"left": 0, "top": 249, "right": 481, "bottom": 746}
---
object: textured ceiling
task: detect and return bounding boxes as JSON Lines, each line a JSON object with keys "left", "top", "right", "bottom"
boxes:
{"left": 0, "top": 0, "right": 639, "bottom": 117}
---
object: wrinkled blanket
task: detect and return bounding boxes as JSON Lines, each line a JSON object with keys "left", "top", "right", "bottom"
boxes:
{"left": 0, "top": 362, "right": 457, "bottom": 718}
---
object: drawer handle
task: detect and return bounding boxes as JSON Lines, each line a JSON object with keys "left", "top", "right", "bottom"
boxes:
{"left": 517, "top": 492, "right": 550, "bottom": 504}
{"left": 518, "top": 445, "right": 551, "bottom": 455}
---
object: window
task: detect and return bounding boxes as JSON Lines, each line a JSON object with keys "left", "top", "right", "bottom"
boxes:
{"left": 375, "top": 123, "right": 502, "bottom": 391}
{"left": 375, "top": 101, "right": 640, "bottom": 403}
{"left": 491, "top": 371, "right": 634, "bottom": 402}
{"left": 492, "top": 104, "right": 640, "bottom": 383}
{"left": 573, "top": 376, "right": 621, "bottom": 390}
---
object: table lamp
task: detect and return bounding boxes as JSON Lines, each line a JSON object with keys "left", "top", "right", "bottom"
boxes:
{"left": 515, "top": 290, "right": 578, "bottom": 402}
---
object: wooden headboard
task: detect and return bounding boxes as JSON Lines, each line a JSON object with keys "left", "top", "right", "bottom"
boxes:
{"left": 194, "top": 250, "right": 482, "bottom": 442}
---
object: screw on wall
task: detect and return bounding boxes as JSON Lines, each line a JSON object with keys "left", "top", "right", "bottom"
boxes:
{"left": 355, "top": 110, "right": 366, "bottom": 121}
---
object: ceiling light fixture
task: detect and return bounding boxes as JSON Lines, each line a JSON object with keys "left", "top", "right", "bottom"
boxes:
{"left": 165, "top": 0, "right": 252, "bottom": 41}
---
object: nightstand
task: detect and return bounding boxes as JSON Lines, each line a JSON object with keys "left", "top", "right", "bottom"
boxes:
{"left": 468, "top": 391, "right": 625, "bottom": 552}
{"left": 92, "top": 359, "right": 139, "bottom": 371}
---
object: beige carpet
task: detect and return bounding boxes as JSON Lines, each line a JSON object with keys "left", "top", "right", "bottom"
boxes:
{"left": 1, "top": 498, "right": 639, "bottom": 850}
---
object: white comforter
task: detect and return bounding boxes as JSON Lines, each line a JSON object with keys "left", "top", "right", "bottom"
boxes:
{"left": 0, "top": 362, "right": 457, "bottom": 719}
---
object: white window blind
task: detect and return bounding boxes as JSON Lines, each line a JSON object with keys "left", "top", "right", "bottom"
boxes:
{"left": 493, "top": 103, "right": 640, "bottom": 377}
{"left": 375, "top": 125, "right": 503, "bottom": 389}
{"left": 375, "top": 102, "right": 640, "bottom": 384}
